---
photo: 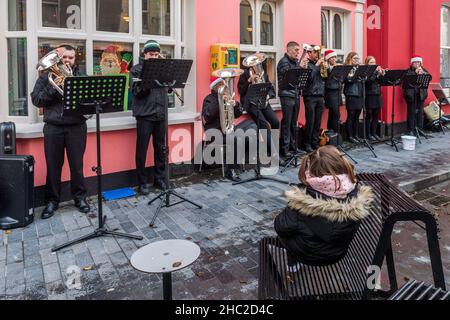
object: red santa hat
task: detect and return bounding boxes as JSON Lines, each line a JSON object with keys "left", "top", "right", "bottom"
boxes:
{"left": 411, "top": 55, "right": 423, "bottom": 64}
{"left": 324, "top": 49, "right": 337, "bottom": 61}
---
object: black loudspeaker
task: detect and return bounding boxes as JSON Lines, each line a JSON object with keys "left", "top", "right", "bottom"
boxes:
{"left": 0, "top": 155, "right": 35, "bottom": 229}
{"left": 0, "top": 122, "right": 16, "bottom": 155}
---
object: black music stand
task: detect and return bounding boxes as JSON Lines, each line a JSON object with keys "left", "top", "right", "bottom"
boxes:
{"left": 404, "top": 74, "right": 433, "bottom": 143}
{"left": 354, "top": 64, "right": 379, "bottom": 158}
{"left": 53, "top": 75, "right": 143, "bottom": 252}
{"left": 140, "top": 59, "right": 202, "bottom": 228}
{"left": 280, "top": 68, "right": 312, "bottom": 173}
{"left": 233, "top": 82, "right": 289, "bottom": 186}
{"left": 328, "top": 65, "right": 357, "bottom": 164}
{"left": 380, "top": 69, "right": 407, "bottom": 152}
{"left": 431, "top": 83, "right": 450, "bottom": 134}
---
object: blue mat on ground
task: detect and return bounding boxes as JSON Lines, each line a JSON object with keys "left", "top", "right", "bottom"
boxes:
{"left": 102, "top": 188, "right": 136, "bottom": 201}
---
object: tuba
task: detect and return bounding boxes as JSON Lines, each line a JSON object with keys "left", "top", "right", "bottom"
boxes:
{"left": 37, "top": 50, "right": 73, "bottom": 95}
{"left": 243, "top": 52, "right": 267, "bottom": 84}
{"left": 211, "top": 68, "right": 244, "bottom": 135}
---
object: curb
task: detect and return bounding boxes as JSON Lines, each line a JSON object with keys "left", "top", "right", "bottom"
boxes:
{"left": 399, "top": 171, "right": 450, "bottom": 193}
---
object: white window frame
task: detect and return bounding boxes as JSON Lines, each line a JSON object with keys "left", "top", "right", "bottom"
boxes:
{"left": 0, "top": 0, "right": 194, "bottom": 126}
{"left": 321, "top": 8, "right": 350, "bottom": 61}
{"left": 240, "top": 0, "right": 279, "bottom": 103}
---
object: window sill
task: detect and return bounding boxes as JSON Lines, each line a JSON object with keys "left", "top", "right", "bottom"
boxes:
{"left": 16, "top": 112, "right": 200, "bottom": 139}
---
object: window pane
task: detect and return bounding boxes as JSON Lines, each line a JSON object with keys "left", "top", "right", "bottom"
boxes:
{"left": 93, "top": 42, "right": 133, "bottom": 75}
{"left": 142, "top": 0, "right": 171, "bottom": 36}
{"left": 260, "top": 3, "right": 273, "bottom": 46}
{"left": 333, "top": 14, "right": 342, "bottom": 49}
{"left": 240, "top": 0, "right": 253, "bottom": 45}
{"left": 8, "top": 0, "right": 27, "bottom": 31}
{"left": 42, "top": 0, "right": 82, "bottom": 29}
{"left": 321, "top": 12, "right": 328, "bottom": 47}
{"left": 8, "top": 38, "right": 28, "bottom": 117}
{"left": 96, "top": 0, "right": 129, "bottom": 33}
{"left": 38, "top": 38, "right": 86, "bottom": 75}
{"left": 441, "top": 6, "right": 450, "bottom": 47}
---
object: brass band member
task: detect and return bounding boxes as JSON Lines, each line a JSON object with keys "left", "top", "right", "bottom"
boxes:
{"left": 277, "top": 42, "right": 302, "bottom": 158}
{"left": 323, "top": 49, "right": 342, "bottom": 136}
{"left": 344, "top": 52, "right": 364, "bottom": 144}
{"left": 131, "top": 40, "right": 168, "bottom": 195}
{"left": 31, "top": 44, "right": 90, "bottom": 219}
{"left": 300, "top": 45, "right": 327, "bottom": 153}
{"left": 364, "top": 56, "right": 385, "bottom": 141}
{"left": 238, "top": 54, "right": 279, "bottom": 157}
{"left": 202, "top": 78, "right": 244, "bottom": 182}
{"left": 402, "top": 55, "right": 430, "bottom": 134}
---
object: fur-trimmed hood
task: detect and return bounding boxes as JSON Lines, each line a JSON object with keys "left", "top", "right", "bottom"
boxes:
{"left": 285, "top": 185, "right": 375, "bottom": 223}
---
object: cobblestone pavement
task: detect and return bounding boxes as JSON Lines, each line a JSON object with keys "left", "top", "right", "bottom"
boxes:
{"left": 1, "top": 133, "right": 450, "bottom": 300}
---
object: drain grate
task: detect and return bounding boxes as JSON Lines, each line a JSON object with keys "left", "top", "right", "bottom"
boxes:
{"left": 428, "top": 195, "right": 450, "bottom": 207}
{"left": 412, "top": 190, "right": 438, "bottom": 202}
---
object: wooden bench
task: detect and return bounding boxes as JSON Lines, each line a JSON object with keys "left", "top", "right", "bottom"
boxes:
{"left": 258, "top": 173, "right": 446, "bottom": 300}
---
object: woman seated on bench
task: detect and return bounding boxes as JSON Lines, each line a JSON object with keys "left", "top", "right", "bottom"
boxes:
{"left": 274, "top": 145, "right": 374, "bottom": 268}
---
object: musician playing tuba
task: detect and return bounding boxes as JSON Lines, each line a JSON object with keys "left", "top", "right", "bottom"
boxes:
{"left": 31, "top": 44, "right": 91, "bottom": 219}
{"left": 238, "top": 53, "right": 280, "bottom": 159}
{"left": 202, "top": 76, "right": 244, "bottom": 182}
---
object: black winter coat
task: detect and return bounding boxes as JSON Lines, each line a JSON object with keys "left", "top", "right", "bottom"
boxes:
{"left": 31, "top": 67, "right": 87, "bottom": 126}
{"left": 402, "top": 67, "right": 430, "bottom": 102}
{"left": 325, "top": 67, "right": 343, "bottom": 90}
{"left": 344, "top": 69, "right": 364, "bottom": 97}
{"left": 274, "top": 184, "right": 374, "bottom": 266}
{"left": 365, "top": 72, "right": 383, "bottom": 96}
{"left": 277, "top": 54, "right": 301, "bottom": 98}
{"left": 130, "top": 59, "right": 169, "bottom": 121}
{"left": 201, "top": 91, "right": 243, "bottom": 132}
{"left": 238, "top": 68, "right": 276, "bottom": 109}
{"left": 302, "top": 60, "right": 326, "bottom": 97}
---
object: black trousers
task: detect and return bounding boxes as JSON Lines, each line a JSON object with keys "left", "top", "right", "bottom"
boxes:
{"left": 280, "top": 96, "right": 300, "bottom": 155}
{"left": 406, "top": 99, "right": 425, "bottom": 132}
{"left": 247, "top": 103, "right": 280, "bottom": 156}
{"left": 304, "top": 96, "right": 325, "bottom": 147}
{"left": 365, "top": 108, "right": 381, "bottom": 136}
{"left": 325, "top": 90, "right": 341, "bottom": 134}
{"left": 346, "top": 109, "right": 362, "bottom": 138}
{"left": 43, "top": 123, "right": 87, "bottom": 204}
{"left": 136, "top": 118, "right": 166, "bottom": 186}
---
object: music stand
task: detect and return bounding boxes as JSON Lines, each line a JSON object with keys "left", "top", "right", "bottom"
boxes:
{"left": 53, "top": 75, "right": 143, "bottom": 252}
{"left": 380, "top": 69, "right": 407, "bottom": 152}
{"left": 431, "top": 83, "right": 450, "bottom": 134}
{"left": 280, "top": 68, "right": 312, "bottom": 173}
{"left": 404, "top": 73, "right": 433, "bottom": 143}
{"left": 140, "top": 59, "right": 202, "bottom": 228}
{"left": 353, "top": 64, "right": 379, "bottom": 158}
{"left": 327, "top": 65, "right": 357, "bottom": 164}
{"left": 233, "top": 82, "right": 289, "bottom": 186}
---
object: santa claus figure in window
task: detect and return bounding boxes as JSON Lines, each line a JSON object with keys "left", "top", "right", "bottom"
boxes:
{"left": 99, "top": 44, "right": 132, "bottom": 75}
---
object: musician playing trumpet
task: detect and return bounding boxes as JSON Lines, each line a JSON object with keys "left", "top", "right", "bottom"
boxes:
{"left": 300, "top": 45, "right": 327, "bottom": 153}
{"left": 130, "top": 40, "right": 169, "bottom": 195}
{"left": 364, "top": 56, "right": 385, "bottom": 141}
{"left": 324, "top": 49, "right": 343, "bottom": 136}
{"left": 402, "top": 55, "right": 430, "bottom": 134}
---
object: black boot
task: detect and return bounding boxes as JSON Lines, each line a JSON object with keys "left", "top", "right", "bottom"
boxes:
{"left": 41, "top": 202, "right": 59, "bottom": 220}
{"left": 225, "top": 169, "right": 241, "bottom": 183}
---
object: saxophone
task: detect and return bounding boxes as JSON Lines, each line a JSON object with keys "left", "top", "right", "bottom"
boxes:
{"left": 211, "top": 68, "right": 244, "bottom": 135}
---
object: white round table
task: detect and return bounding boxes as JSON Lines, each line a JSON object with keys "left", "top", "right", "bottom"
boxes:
{"left": 130, "top": 239, "right": 201, "bottom": 300}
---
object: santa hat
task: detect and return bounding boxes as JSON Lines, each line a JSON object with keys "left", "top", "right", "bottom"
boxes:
{"left": 324, "top": 50, "right": 337, "bottom": 61}
{"left": 210, "top": 78, "right": 225, "bottom": 90}
{"left": 411, "top": 55, "right": 423, "bottom": 64}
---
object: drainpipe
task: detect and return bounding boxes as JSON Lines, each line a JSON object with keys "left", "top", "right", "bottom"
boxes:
{"left": 411, "top": 0, "right": 416, "bottom": 56}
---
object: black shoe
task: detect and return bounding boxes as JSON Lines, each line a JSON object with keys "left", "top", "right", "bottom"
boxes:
{"left": 373, "top": 134, "right": 382, "bottom": 141}
{"left": 41, "top": 202, "right": 58, "bottom": 220}
{"left": 349, "top": 137, "right": 359, "bottom": 144}
{"left": 75, "top": 199, "right": 91, "bottom": 214}
{"left": 138, "top": 184, "right": 150, "bottom": 195}
{"left": 368, "top": 135, "right": 377, "bottom": 142}
{"left": 304, "top": 145, "right": 314, "bottom": 153}
{"left": 280, "top": 151, "right": 293, "bottom": 159}
{"left": 225, "top": 169, "right": 241, "bottom": 183}
{"left": 153, "top": 179, "right": 168, "bottom": 191}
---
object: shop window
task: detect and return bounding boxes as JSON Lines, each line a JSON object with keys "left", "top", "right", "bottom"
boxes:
{"left": 8, "top": 38, "right": 28, "bottom": 117}
{"left": 321, "top": 9, "right": 347, "bottom": 63}
{"left": 93, "top": 42, "right": 133, "bottom": 75}
{"left": 8, "top": 0, "right": 27, "bottom": 31}
{"left": 96, "top": 0, "right": 130, "bottom": 33}
{"left": 240, "top": 0, "right": 253, "bottom": 45}
{"left": 441, "top": 5, "right": 450, "bottom": 88}
{"left": 38, "top": 38, "right": 87, "bottom": 75}
{"left": 260, "top": 3, "right": 273, "bottom": 46}
{"left": 42, "top": 0, "right": 82, "bottom": 29}
{"left": 142, "top": 0, "right": 171, "bottom": 36}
